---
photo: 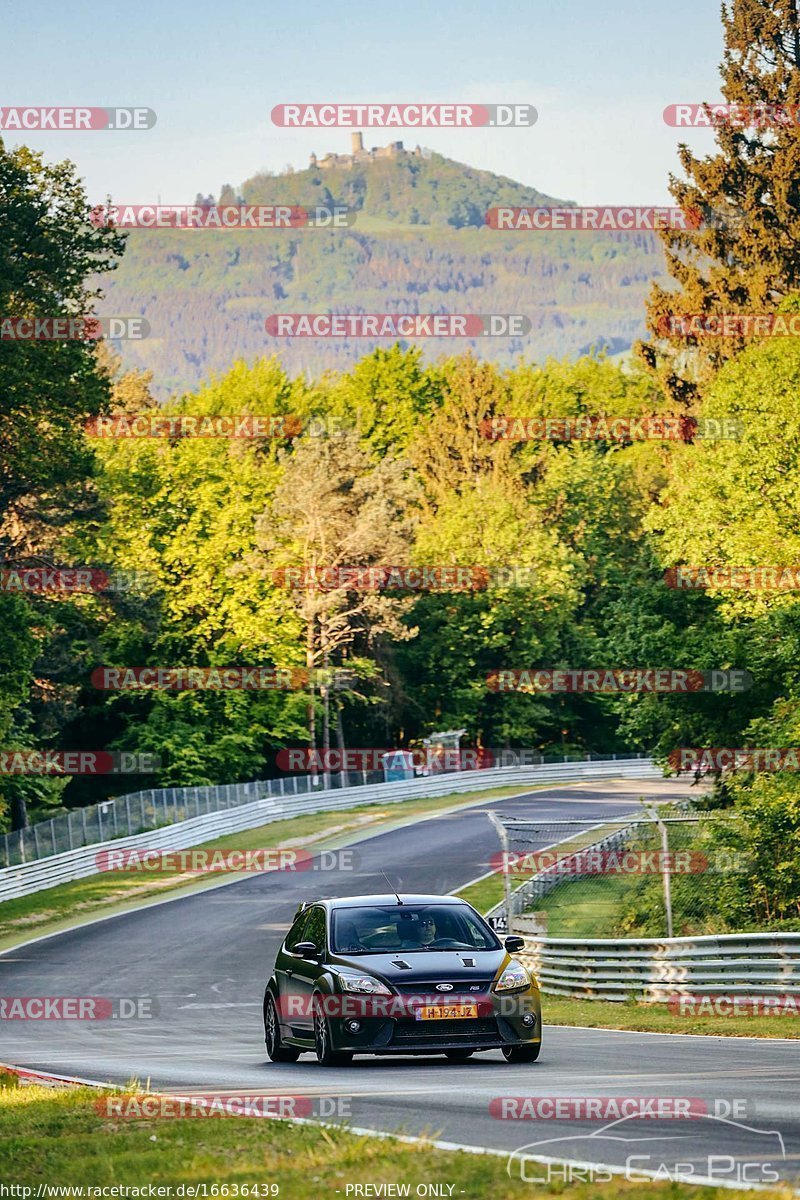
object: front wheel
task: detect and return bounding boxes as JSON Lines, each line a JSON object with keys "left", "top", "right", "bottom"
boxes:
{"left": 264, "top": 992, "right": 300, "bottom": 1062}
{"left": 502, "top": 1042, "right": 541, "bottom": 1063}
{"left": 313, "top": 996, "right": 353, "bottom": 1067}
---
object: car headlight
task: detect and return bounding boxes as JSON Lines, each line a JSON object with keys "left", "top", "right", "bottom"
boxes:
{"left": 337, "top": 973, "right": 392, "bottom": 995}
{"left": 494, "top": 960, "right": 531, "bottom": 992}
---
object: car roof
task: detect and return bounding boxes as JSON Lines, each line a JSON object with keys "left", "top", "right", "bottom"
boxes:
{"left": 313, "top": 894, "right": 468, "bottom": 909}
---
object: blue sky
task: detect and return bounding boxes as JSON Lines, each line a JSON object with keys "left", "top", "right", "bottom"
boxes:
{"left": 3, "top": 0, "right": 727, "bottom": 205}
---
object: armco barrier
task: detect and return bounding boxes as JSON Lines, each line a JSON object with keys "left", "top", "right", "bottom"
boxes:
{"left": 0, "top": 757, "right": 660, "bottom": 902}
{"left": 0, "top": 752, "right": 655, "bottom": 868}
{"left": 519, "top": 932, "right": 800, "bottom": 1002}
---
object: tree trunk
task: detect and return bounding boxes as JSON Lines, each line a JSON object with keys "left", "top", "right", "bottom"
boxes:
{"left": 10, "top": 791, "right": 28, "bottom": 832}
{"left": 306, "top": 617, "right": 316, "bottom": 781}
{"left": 321, "top": 645, "right": 331, "bottom": 790}
{"left": 336, "top": 698, "right": 347, "bottom": 785}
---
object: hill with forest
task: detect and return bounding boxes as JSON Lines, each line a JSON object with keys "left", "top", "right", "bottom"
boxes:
{"left": 97, "top": 148, "right": 668, "bottom": 397}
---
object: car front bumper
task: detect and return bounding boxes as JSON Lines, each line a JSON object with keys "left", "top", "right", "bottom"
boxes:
{"left": 325, "top": 987, "right": 542, "bottom": 1054}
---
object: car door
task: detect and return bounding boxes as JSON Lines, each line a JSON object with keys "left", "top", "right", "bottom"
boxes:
{"left": 275, "top": 908, "right": 312, "bottom": 1032}
{"left": 286, "top": 904, "right": 327, "bottom": 1032}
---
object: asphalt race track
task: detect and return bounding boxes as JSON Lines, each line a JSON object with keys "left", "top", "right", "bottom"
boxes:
{"left": 1, "top": 777, "right": 798, "bottom": 1188}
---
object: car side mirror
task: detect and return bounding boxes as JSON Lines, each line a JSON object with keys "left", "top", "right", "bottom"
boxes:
{"left": 293, "top": 940, "right": 319, "bottom": 959}
{"left": 504, "top": 935, "right": 525, "bottom": 952}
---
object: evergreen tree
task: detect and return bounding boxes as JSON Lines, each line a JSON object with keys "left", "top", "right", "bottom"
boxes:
{"left": 639, "top": 0, "right": 800, "bottom": 405}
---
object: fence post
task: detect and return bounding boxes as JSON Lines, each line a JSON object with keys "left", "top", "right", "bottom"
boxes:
{"left": 658, "top": 817, "right": 674, "bottom": 939}
{"left": 486, "top": 811, "right": 512, "bottom": 935}
{"left": 67, "top": 812, "right": 74, "bottom": 850}
{"left": 51, "top": 820, "right": 57, "bottom": 856}
{"left": 125, "top": 795, "right": 132, "bottom": 836}
{"left": 98, "top": 807, "right": 103, "bottom": 843}
{"left": 32, "top": 824, "right": 41, "bottom": 859}
{"left": 81, "top": 807, "right": 88, "bottom": 847}
{"left": 140, "top": 793, "right": 146, "bottom": 831}
{"left": 640, "top": 799, "right": 673, "bottom": 939}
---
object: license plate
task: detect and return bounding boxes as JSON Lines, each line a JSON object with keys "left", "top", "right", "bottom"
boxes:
{"left": 414, "top": 1004, "right": 478, "bottom": 1021}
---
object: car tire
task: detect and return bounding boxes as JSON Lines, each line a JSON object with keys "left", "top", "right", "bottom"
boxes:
{"left": 502, "top": 1042, "right": 541, "bottom": 1063}
{"left": 312, "top": 996, "right": 353, "bottom": 1067}
{"left": 444, "top": 1049, "right": 475, "bottom": 1061}
{"left": 264, "top": 992, "right": 301, "bottom": 1062}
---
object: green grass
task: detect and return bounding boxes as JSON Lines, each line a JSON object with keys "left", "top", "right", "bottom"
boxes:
{"left": 543, "top": 995, "right": 800, "bottom": 1038}
{"left": 0, "top": 783, "right": 540, "bottom": 951}
{"left": 458, "top": 831, "right": 800, "bottom": 1039}
{"left": 457, "top": 820, "right": 642, "bottom": 934}
{"left": 0, "top": 1075, "right": 793, "bottom": 1198}
{"left": 457, "top": 872, "right": 507, "bottom": 914}
{"left": 534, "top": 872, "right": 643, "bottom": 937}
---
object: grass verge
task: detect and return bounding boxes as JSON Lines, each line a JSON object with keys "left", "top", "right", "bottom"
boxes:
{"left": 0, "top": 783, "right": 538, "bottom": 951}
{"left": 0, "top": 1074, "right": 793, "bottom": 1198}
{"left": 542, "top": 995, "right": 800, "bottom": 1038}
{"left": 457, "top": 841, "right": 800, "bottom": 1040}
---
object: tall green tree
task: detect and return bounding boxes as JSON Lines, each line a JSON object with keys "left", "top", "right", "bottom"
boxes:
{"left": 0, "top": 139, "right": 123, "bottom": 828}
{"left": 639, "top": 0, "right": 800, "bottom": 404}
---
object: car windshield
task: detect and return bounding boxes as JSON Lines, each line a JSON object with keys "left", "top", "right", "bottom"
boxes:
{"left": 331, "top": 904, "right": 500, "bottom": 954}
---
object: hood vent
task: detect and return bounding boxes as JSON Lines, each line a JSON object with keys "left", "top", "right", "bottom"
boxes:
{"left": 391, "top": 958, "right": 412, "bottom": 969}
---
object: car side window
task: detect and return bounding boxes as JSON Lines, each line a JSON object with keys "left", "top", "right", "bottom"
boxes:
{"left": 285, "top": 909, "right": 311, "bottom": 952}
{"left": 302, "top": 906, "right": 326, "bottom": 954}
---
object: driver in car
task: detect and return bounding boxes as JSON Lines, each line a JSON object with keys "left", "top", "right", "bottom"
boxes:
{"left": 398, "top": 914, "right": 438, "bottom": 948}
{"left": 419, "top": 914, "right": 437, "bottom": 946}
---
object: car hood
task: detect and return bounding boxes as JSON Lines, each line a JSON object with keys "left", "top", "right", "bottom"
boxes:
{"left": 330, "top": 948, "right": 506, "bottom": 986}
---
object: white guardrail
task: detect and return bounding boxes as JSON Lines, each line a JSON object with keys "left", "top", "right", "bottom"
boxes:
{"left": 0, "top": 757, "right": 660, "bottom": 903}
{"left": 518, "top": 933, "right": 800, "bottom": 1002}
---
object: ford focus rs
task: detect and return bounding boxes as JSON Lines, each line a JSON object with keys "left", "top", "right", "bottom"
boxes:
{"left": 263, "top": 893, "right": 542, "bottom": 1065}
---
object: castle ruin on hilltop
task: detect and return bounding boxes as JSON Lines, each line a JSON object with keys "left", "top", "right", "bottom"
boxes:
{"left": 310, "top": 132, "right": 424, "bottom": 170}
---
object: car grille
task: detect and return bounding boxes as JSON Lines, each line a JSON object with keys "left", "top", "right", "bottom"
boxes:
{"left": 391, "top": 980, "right": 494, "bottom": 995}
{"left": 391, "top": 1017, "right": 499, "bottom": 1043}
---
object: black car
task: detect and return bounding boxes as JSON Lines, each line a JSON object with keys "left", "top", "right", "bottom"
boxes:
{"left": 263, "top": 893, "right": 542, "bottom": 1065}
